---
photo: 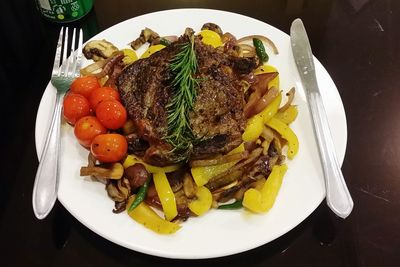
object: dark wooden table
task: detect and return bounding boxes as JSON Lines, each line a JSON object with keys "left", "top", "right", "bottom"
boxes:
{"left": 1, "top": 0, "right": 399, "bottom": 266}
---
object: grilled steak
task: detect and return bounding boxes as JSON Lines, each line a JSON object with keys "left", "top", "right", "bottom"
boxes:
{"left": 117, "top": 32, "right": 257, "bottom": 166}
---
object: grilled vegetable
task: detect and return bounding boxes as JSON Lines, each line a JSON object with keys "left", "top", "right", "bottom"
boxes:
{"left": 259, "top": 92, "right": 282, "bottom": 123}
{"left": 63, "top": 93, "right": 91, "bottom": 125}
{"left": 191, "top": 144, "right": 245, "bottom": 186}
{"left": 253, "top": 38, "right": 269, "bottom": 63}
{"left": 242, "top": 164, "right": 287, "bottom": 213}
{"left": 266, "top": 118, "right": 299, "bottom": 159}
{"left": 201, "top": 23, "right": 223, "bottom": 36}
{"left": 83, "top": 40, "right": 119, "bottom": 61}
{"left": 128, "top": 177, "right": 150, "bottom": 211}
{"left": 254, "top": 65, "right": 280, "bottom": 89}
{"left": 188, "top": 186, "right": 212, "bottom": 216}
{"left": 274, "top": 105, "right": 298, "bottom": 124}
{"left": 130, "top": 28, "right": 160, "bottom": 50}
{"left": 278, "top": 87, "right": 295, "bottom": 112}
{"left": 80, "top": 163, "right": 124, "bottom": 179}
{"left": 127, "top": 196, "right": 181, "bottom": 234}
{"left": 198, "top": 29, "right": 223, "bottom": 48}
{"left": 121, "top": 48, "right": 138, "bottom": 65}
{"left": 242, "top": 114, "right": 264, "bottom": 142}
{"left": 153, "top": 172, "right": 178, "bottom": 221}
{"left": 159, "top": 38, "right": 171, "bottom": 46}
{"left": 74, "top": 116, "right": 107, "bottom": 148}
{"left": 70, "top": 76, "right": 100, "bottom": 98}
{"left": 124, "top": 163, "right": 149, "bottom": 189}
{"left": 123, "top": 155, "right": 180, "bottom": 173}
{"left": 183, "top": 173, "right": 197, "bottom": 198}
{"left": 140, "top": 44, "right": 166, "bottom": 59}
{"left": 91, "top": 134, "right": 128, "bottom": 163}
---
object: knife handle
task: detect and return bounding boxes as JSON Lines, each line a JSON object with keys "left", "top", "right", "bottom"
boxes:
{"left": 308, "top": 91, "right": 353, "bottom": 218}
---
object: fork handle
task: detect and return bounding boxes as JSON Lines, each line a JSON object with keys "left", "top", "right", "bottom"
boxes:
{"left": 32, "top": 91, "right": 63, "bottom": 219}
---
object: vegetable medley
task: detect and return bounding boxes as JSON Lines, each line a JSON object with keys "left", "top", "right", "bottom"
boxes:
{"left": 63, "top": 23, "right": 299, "bottom": 234}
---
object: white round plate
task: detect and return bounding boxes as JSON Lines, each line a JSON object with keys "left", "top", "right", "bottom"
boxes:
{"left": 35, "top": 9, "right": 347, "bottom": 259}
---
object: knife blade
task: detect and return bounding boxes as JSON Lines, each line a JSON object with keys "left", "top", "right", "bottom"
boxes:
{"left": 290, "top": 18, "right": 353, "bottom": 218}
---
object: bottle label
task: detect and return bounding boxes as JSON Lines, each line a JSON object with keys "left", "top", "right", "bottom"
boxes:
{"left": 36, "top": 0, "right": 93, "bottom": 22}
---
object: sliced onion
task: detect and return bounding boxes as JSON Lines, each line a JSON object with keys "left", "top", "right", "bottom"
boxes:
{"left": 242, "top": 50, "right": 256, "bottom": 58}
{"left": 190, "top": 151, "right": 249, "bottom": 167}
{"left": 80, "top": 51, "right": 124, "bottom": 78}
{"left": 80, "top": 59, "right": 107, "bottom": 76}
{"left": 242, "top": 72, "right": 258, "bottom": 85}
{"left": 212, "top": 180, "right": 239, "bottom": 195}
{"left": 253, "top": 72, "right": 278, "bottom": 96}
{"left": 261, "top": 126, "right": 275, "bottom": 142}
{"left": 98, "top": 75, "right": 109, "bottom": 86}
{"left": 238, "top": 43, "right": 256, "bottom": 57}
{"left": 278, "top": 87, "right": 295, "bottom": 112}
{"left": 244, "top": 91, "right": 262, "bottom": 118}
{"left": 102, "top": 52, "right": 124, "bottom": 75}
{"left": 237, "top": 35, "right": 279, "bottom": 54}
{"left": 105, "top": 64, "right": 123, "bottom": 88}
{"left": 239, "top": 43, "right": 255, "bottom": 52}
{"left": 252, "top": 87, "right": 280, "bottom": 115}
{"left": 221, "top": 32, "right": 237, "bottom": 44}
{"left": 244, "top": 72, "right": 278, "bottom": 118}
{"left": 162, "top": 35, "right": 178, "bottom": 43}
{"left": 240, "top": 80, "right": 251, "bottom": 93}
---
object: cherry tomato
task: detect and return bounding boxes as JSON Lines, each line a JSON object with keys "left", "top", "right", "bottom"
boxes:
{"left": 95, "top": 100, "right": 127, "bottom": 130}
{"left": 89, "top": 87, "right": 121, "bottom": 110}
{"left": 74, "top": 116, "right": 107, "bottom": 147}
{"left": 63, "top": 93, "right": 91, "bottom": 125}
{"left": 91, "top": 134, "right": 128, "bottom": 162}
{"left": 70, "top": 76, "right": 100, "bottom": 98}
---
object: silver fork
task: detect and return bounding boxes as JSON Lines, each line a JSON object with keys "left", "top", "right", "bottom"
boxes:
{"left": 33, "top": 27, "right": 83, "bottom": 219}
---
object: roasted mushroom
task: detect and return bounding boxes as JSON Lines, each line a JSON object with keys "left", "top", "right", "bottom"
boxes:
{"left": 124, "top": 163, "right": 149, "bottom": 189}
{"left": 80, "top": 163, "right": 124, "bottom": 179}
{"left": 201, "top": 23, "right": 223, "bottom": 36}
{"left": 130, "top": 28, "right": 160, "bottom": 50}
{"left": 106, "top": 181, "right": 127, "bottom": 202}
{"left": 83, "top": 39, "right": 119, "bottom": 61}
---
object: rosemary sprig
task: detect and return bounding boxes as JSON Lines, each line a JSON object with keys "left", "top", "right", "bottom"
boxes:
{"left": 164, "top": 36, "right": 198, "bottom": 158}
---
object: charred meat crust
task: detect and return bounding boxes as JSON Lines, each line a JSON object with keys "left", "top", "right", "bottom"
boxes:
{"left": 117, "top": 34, "right": 257, "bottom": 165}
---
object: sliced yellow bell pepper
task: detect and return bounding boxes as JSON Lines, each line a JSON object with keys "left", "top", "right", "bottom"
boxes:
{"left": 198, "top": 29, "right": 223, "bottom": 48}
{"left": 259, "top": 92, "right": 282, "bottom": 123}
{"left": 254, "top": 65, "right": 279, "bottom": 89}
{"left": 153, "top": 172, "right": 178, "bottom": 221}
{"left": 266, "top": 118, "right": 299, "bottom": 159}
{"left": 191, "top": 144, "right": 245, "bottom": 186}
{"left": 121, "top": 48, "right": 138, "bottom": 64}
{"left": 123, "top": 155, "right": 180, "bottom": 173}
{"left": 274, "top": 105, "right": 298, "bottom": 125}
{"left": 127, "top": 196, "right": 181, "bottom": 234}
{"left": 188, "top": 186, "right": 212, "bottom": 216}
{"left": 242, "top": 114, "right": 264, "bottom": 142}
{"left": 140, "top": 44, "right": 166, "bottom": 59}
{"left": 242, "top": 164, "right": 288, "bottom": 213}
{"left": 242, "top": 92, "right": 282, "bottom": 142}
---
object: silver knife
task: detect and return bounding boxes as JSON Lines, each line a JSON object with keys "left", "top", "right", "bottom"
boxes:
{"left": 290, "top": 19, "right": 353, "bottom": 218}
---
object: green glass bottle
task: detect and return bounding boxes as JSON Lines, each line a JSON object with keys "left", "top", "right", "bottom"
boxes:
{"left": 35, "top": 0, "right": 93, "bottom": 23}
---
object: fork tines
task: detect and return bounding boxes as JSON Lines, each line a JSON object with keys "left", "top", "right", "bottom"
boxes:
{"left": 52, "top": 27, "right": 83, "bottom": 78}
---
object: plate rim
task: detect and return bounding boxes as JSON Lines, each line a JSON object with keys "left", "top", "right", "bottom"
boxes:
{"left": 34, "top": 8, "right": 348, "bottom": 259}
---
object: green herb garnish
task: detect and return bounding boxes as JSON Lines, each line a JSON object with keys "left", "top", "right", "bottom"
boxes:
{"left": 164, "top": 36, "right": 198, "bottom": 160}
